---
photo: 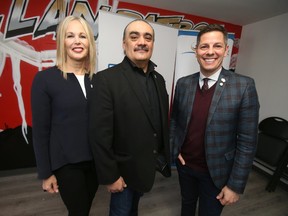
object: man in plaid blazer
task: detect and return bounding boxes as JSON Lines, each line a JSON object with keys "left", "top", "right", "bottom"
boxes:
{"left": 170, "top": 24, "right": 260, "bottom": 216}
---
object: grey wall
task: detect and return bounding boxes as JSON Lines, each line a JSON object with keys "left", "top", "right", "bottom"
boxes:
{"left": 236, "top": 12, "right": 288, "bottom": 122}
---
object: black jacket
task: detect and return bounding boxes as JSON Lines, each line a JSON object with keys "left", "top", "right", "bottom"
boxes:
{"left": 89, "top": 57, "right": 171, "bottom": 192}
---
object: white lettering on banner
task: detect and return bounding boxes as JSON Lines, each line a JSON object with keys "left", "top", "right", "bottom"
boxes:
{"left": 3, "top": 0, "right": 206, "bottom": 40}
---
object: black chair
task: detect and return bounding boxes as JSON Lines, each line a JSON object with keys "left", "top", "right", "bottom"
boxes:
{"left": 254, "top": 117, "right": 288, "bottom": 192}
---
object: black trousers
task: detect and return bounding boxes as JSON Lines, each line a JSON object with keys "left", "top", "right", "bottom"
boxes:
{"left": 54, "top": 161, "right": 98, "bottom": 216}
{"left": 176, "top": 160, "right": 223, "bottom": 216}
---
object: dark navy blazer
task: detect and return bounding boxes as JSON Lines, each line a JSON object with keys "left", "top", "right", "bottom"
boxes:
{"left": 31, "top": 66, "right": 93, "bottom": 179}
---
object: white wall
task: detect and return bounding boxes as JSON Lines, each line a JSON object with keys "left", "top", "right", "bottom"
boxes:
{"left": 236, "top": 12, "right": 288, "bottom": 122}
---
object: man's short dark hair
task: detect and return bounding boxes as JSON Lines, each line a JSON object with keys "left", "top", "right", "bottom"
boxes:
{"left": 196, "top": 24, "right": 228, "bottom": 46}
{"left": 122, "top": 19, "right": 155, "bottom": 41}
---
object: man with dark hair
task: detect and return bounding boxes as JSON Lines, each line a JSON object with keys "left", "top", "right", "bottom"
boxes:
{"left": 170, "top": 24, "right": 260, "bottom": 215}
{"left": 89, "top": 19, "right": 171, "bottom": 215}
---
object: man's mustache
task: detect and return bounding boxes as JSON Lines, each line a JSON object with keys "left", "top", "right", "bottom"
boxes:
{"left": 134, "top": 46, "right": 149, "bottom": 51}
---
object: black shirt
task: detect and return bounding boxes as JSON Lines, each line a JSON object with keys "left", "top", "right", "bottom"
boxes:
{"left": 126, "top": 57, "right": 163, "bottom": 152}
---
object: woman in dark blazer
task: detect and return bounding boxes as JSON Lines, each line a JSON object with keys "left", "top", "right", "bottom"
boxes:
{"left": 31, "top": 16, "right": 98, "bottom": 216}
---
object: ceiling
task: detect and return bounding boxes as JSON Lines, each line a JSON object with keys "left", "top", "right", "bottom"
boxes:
{"left": 121, "top": 0, "right": 288, "bottom": 26}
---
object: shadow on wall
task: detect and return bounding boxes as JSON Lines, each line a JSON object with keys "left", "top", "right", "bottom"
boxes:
{"left": 0, "top": 126, "right": 36, "bottom": 170}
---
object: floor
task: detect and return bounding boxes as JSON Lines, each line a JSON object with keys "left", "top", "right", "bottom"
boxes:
{"left": 0, "top": 167, "right": 288, "bottom": 216}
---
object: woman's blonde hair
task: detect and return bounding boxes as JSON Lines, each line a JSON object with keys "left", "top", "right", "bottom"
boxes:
{"left": 56, "top": 15, "right": 96, "bottom": 80}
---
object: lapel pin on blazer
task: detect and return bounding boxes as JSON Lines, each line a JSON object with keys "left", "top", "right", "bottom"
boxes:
{"left": 220, "top": 78, "right": 226, "bottom": 86}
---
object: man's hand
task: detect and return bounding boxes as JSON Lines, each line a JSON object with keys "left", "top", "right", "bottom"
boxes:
{"left": 216, "top": 186, "right": 239, "bottom": 205}
{"left": 178, "top": 153, "right": 186, "bottom": 165}
{"left": 42, "top": 175, "right": 59, "bottom": 193}
{"left": 107, "top": 176, "right": 127, "bottom": 193}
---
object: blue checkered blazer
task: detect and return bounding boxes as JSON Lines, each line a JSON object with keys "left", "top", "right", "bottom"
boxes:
{"left": 170, "top": 68, "right": 260, "bottom": 194}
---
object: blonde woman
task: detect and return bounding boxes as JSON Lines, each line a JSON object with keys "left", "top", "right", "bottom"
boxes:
{"left": 31, "top": 15, "right": 97, "bottom": 215}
